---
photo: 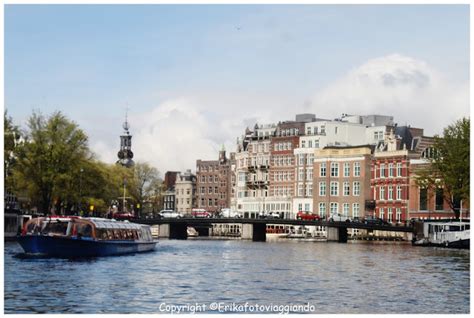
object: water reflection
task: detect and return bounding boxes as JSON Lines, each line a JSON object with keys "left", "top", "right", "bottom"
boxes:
{"left": 4, "top": 240, "right": 470, "bottom": 314}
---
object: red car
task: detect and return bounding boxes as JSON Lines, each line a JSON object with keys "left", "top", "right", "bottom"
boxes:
{"left": 113, "top": 212, "right": 134, "bottom": 220}
{"left": 191, "top": 209, "right": 211, "bottom": 218}
{"left": 296, "top": 211, "right": 321, "bottom": 221}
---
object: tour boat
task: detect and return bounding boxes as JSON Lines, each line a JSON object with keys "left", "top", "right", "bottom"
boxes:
{"left": 413, "top": 221, "right": 470, "bottom": 249}
{"left": 187, "top": 226, "right": 199, "bottom": 237}
{"left": 18, "top": 216, "right": 157, "bottom": 257}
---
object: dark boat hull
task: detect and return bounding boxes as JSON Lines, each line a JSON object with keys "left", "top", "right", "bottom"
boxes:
{"left": 413, "top": 238, "right": 470, "bottom": 249}
{"left": 17, "top": 235, "right": 157, "bottom": 257}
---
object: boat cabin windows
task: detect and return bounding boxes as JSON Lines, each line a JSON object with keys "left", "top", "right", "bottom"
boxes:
{"left": 95, "top": 228, "right": 140, "bottom": 241}
{"left": 25, "top": 222, "right": 41, "bottom": 234}
{"left": 42, "top": 221, "right": 68, "bottom": 236}
{"left": 22, "top": 217, "right": 154, "bottom": 243}
{"left": 429, "top": 223, "right": 470, "bottom": 233}
{"left": 75, "top": 223, "right": 93, "bottom": 238}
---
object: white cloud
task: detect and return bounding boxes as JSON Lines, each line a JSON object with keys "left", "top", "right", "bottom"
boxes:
{"left": 89, "top": 53, "right": 469, "bottom": 173}
{"left": 311, "top": 54, "right": 469, "bottom": 135}
{"left": 122, "top": 94, "right": 298, "bottom": 173}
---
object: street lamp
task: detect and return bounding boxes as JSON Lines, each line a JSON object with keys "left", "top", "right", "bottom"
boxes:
{"left": 79, "top": 168, "right": 84, "bottom": 216}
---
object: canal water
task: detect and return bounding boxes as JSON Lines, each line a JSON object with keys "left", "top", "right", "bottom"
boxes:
{"left": 4, "top": 239, "right": 470, "bottom": 314}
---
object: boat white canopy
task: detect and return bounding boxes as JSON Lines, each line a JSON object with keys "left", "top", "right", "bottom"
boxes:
{"left": 87, "top": 218, "right": 145, "bottom": 230}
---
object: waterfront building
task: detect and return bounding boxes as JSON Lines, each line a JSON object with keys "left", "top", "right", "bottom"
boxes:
{"left": 407, "top": 145, "right": 469, "bottom": 220}
{"left": 234, "top": 124, "right": 275, "bottom": 218}
{"left": 293, "top": 114, "right": 394, "bottom": 216}
{"left": 371, "top": 127, "right": 426, "bottom": 223}
{"left": 196, "top": 147, "right": 235, "bottom": 214}
{"left": 174, "top": 169, "right": 197, "bottom": 214}
{"left": 162, "top": 171, "right": 179, "bottom": 211}
{"left": 268, "top": 119, "right": 307, "bottom": 219}
{"left": 313, "top": 145, "right": 373, "bottom": 220}
{"left": 407, "top": 159, "right": 452, "bottom": 220}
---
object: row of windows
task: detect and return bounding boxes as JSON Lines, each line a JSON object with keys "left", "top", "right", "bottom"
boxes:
{"left": 200, "top": 186, "right": 227, "bottom": 196}
{"left": 298, "top": 203, "right": 312, "bottom": 212}
{"left": 374, "top": 131, "right": 384, "bottom": 140}
{"left": 164, "top": 196, "right": 175, "bottom": 202}
{"left": 272, "top": 155, "right": 294, "bottom": 166}
{"left": 376, "top": 163, "right": 404, "bottom": 178}
{"left": 96, "top": 228, "right": 150, "bottom": 241}
{"left": 247, "top": 174, "right": 269, "bottom": 182}
{"left": 297, "top": 168, "right": 313, "bottom": 181}
{"left": 305, "top": 125, "right": 325, "bottom": 136}
{"left": 318, "top": 181, "right": 361, "bottom": 196}
{"left": 378, "top": 208, "right": 403, "bottom": 223}
{"left": 175, "top": 188, "right": 192, "bottom": 196}
{"left": 297, "top": 184, "right": 313, "bottom": 197}
{"left": 317, "top": 202, "right": 360, "bottom": 217}
{"left": 176, "top": 198, "right": 192, "bottom": 205}
{"left": 273, "top": 142, "right": 293, "bottom": 151}
{"left": 300, "top": 139, "right": 320, "bottom": 149}
{"left": 238, "top": 157, "right": 270, "bottom": 168}
{"left": 200, "top": 175, "right": 220, "bottom": 183}
{"left": 272, "top": 186, "right": 293, "bottom": 197}
{"left": 276, "top": 128, "right": 299, "bottom": 137}
{"left": 297, "top": 154, "right": 315, "bottom": 166}
{"left": 240, "top": 202, "right": 292, "bottom": 212}
{"left": 249, "top": 143, "right": 270, "bottom": 153}
{"left": 237, "top": 190, "right": 268, "bottom": 198}
{"left": 375, "top": 185, "right": 404, "bottom": 201}
{"left": 273, "top": 171, "right": 293, "bottom": 182}
{"left": 319, "top": 162, "right": 361, "bottom": 177}
{"left": 419, "top": 188, "right": 445, "bottom": 211}
{"left": 198, "top": 165, "right": 220, "bottom": 172}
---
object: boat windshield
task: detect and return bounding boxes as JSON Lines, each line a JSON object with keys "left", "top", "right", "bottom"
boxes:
{"left": 41, "top": 221, "right": 68, "bottom": 236}
{"left": 75, "top": 223, "right": 93, "bottom": 238}
{"left": 25, "top": 221, "right": 42, "bottom": 234}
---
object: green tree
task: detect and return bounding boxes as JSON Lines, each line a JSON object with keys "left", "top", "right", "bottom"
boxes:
{"left": 419, "top": 117, "right": 469, "bottom": 218}
{"left": 12, "top": 111, "right": 89, "bottom": 214}
{"left": 4, "top": 110, "right": 22, "bottom": 192}
{"left": 128, "top": 162, "right": 160, "bottom": 218}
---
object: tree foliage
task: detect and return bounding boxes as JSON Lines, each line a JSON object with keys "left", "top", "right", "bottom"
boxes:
{"left": 128, "top": 162, "right": 160, "bottom": 217}
{"left": 8, "top": 110, "right": 164, "bottom": 216}
{"left": 419, "top": 117, "right": 470, "bottom": 218}
{"left": 12, "top": 111, "right": 89, "bottom": 214}
{"left": 4, "top": 110, "right": 22, "bottom": 191}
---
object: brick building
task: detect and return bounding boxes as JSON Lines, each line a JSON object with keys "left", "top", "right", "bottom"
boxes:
{"left": 408, "top": 158, "right": 469, "bottom": 220}
{"left": 268, "top": 120, "right": 305, "bottom": 219}
{"left": 196, "top": 147, "right": 235, "bottom": 214}
{"left": 162, "top": 171, "right": 179, "bottom": 210}
{"left": 371, "top": 127, "right": 465, "bottom": 222}
{"left": 371, "top": 129, "right": 413, "bottom": 223}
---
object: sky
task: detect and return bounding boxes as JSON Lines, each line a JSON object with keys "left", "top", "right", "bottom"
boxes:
{"left": 5, "top": 4, "right": 470, "bottom": 173}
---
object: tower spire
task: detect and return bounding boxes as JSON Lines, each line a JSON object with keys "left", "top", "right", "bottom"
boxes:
{"left": 117, "top": 106, "right": 135, "bottom": 167}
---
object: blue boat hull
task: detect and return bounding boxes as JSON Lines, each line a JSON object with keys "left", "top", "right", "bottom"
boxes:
{"left": 17, "top": 235, "right": 157, "bottom": 257}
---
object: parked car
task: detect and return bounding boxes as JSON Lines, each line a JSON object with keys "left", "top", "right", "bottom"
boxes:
{"left": 296, "top": 211, "right": 321, "bottom": 221}
{"left": 220, "top": 208, "right": 243, "bottom": 218}
{"left": 158, "top": 210, "right": 182, "bottom": 219}
{"left": 329, "top": 213, "right": 351, "bottom": 222}
{"left": 267, "top": 212, "right": 281, "bottom": 219}
{"left": 258, "top": 211, "right": 280, "bottom": 219}
{"left": 191, "top": 208, "right": 211, "bottom": 218}
{"left": 363, "top": 215, "right": 389, "bottom": 226}
{"left": 112, "top": 212, "right": 134, "bottom": 220}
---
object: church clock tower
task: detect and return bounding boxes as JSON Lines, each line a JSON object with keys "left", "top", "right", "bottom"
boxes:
{"left": 117, "top": 112, "right": 135, "bottom": 168}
